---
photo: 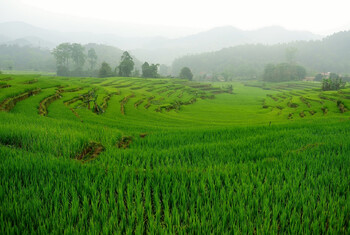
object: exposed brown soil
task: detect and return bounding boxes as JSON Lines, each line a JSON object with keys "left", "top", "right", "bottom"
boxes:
{"left": 116, "top": 136, "right": 133, "bottom": 149}
{"left": 140, "top": 133, "right": 147, "bottom": 138}
{"left": 76, "top": 142, "right": 104, "bottom": 162}
{"left": 337, "top": 100, "right": 347, "bottom": 113}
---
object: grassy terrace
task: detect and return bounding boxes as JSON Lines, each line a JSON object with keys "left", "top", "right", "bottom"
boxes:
{"left": 0, "top": 74, "right": 349, "bottom": 234}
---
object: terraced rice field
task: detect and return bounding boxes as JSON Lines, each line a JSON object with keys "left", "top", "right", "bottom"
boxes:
{"left": 0, "top": 74, "right": 349, "bottom": 234}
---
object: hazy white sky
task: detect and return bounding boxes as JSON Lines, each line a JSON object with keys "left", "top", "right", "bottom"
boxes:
{"left": 3, "top": 0, "right": 350, "bottom": 35}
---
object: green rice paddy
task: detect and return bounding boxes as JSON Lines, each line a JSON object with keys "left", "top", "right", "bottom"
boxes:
{"left": 0, "top": 74, "right": 349, "bottom": 234}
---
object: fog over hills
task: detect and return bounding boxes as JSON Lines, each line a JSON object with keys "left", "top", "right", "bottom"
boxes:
{"left": 0, "top": 21, "right": 322, "bottom": 65}
{"left": 132, "top": 26, "right": 322, "bottom": 64}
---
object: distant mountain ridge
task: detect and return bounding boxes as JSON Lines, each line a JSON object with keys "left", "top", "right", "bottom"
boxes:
{"left": 172, "top": 30, "right": 350, "bottom": 79}
{"left": 0, "top": 21, "right": 322, "bottom": 65}
{"left": 132, "top": 26, "right": 322, "bottom": 64}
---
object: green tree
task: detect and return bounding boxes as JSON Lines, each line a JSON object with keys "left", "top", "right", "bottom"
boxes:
{"left": 179, "top": 67, "right": 193, "bottom": 80}
{"left": 263, "top": 63, "right": 306, "bottom": 82}
{"left": 322, "top": 77, "right": 345, "bottom": 91}
{"left": 71, "top": 43, "right": 86, "bottom": 70}
{"left": 315, "top": 73, "right": 324, "bottom": 81}
{"left": 329, "top": 72, "right": 339, "bottom": 79}
{"left": 142, "top": 62, "right": 150, "bottom": 77}
{"left": 87, "top": 48, "right": 98, "bottom": 70}
{"left": 99, "top": 62, "right": 113, "bottom": 78}
{"left": 117, "top": 51, "right": 134, "bottom": 77}
{"left": 142, "top": 62, "right": 159, "bottom": 78}
{"left": 52, "top": 43, "right": 72, "bottom": 75}
{"left": 52, "top": 43, "right": 71, "bottom": 68}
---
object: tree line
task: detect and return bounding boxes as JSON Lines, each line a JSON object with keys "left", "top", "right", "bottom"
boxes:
{"left": 52, "top": 43, "right": 194, "bottom": 80}
{"left": 172, "top": 30, "right": 350, "bottom": 81}
{"left": 263, "top": 63, "right": 306, "bottom": 82}
{"left": 52, "top": 43, "right": 98, "bottom": 76}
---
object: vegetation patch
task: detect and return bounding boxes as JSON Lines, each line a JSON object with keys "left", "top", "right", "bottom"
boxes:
{"left": 39, "top": 91, "right": 63, "bottom": 116}
{"left": 288, "top": 102, "right": 299, "bottom": 108}
{"left": 130, "top": 86, "right": 143, "bottom": 90}
{"left": 134, "top": 99, "right": 145, "bottom": 108}
{"left": 120, "top": 94, "right": 135, "bottom": 115}
{"left": 151, "top": 97, "right": 165, "bottom": 105}
{"left": 63, "top": 87, "right": 83, "bottom": 92}
{"left": 337, "top": 100, "right": 347, "bottom": 113}
{"left": 319, "top": 95, "right": 337, "bottom": 102}
{"left": 321, "top": 106, "right": 328, "bottom": 115}
{"left": 116, "top": 136, "right": 133, "bottom": 149}
{"left": 267, "top": 94, "right": 278, "bottom": 101}
{"left": 158, "top": 88, "right": 168, "bottom": 94}
{"left": 99, "top": 92, "right": 118, "bottom": 113}
{"left": 114, "top": 84, "right": 132, "bottom": 88}
{"left": 309, "top": 110, "right": 316, "bottom": 115}
{"left": 0, "top": 77, "right": 13, "bottom": 81}
{"left": 200, "top": 94, "right": 215, "bottom": 99}
{"left": 139, "top": 133, "right": 147, "bottom": 138}
{"left": 167, "top": 91, "right": 175, "bottom": 97}
{"left": 300, "top": 96, "right": 311, "bottom": 108}
{"left": 76, "top": 141, "right": 104, "bottom": 162}
{"left": 64, "top": 96, "right": 83, "bottom": 106}
{"left": 293, "top": 143, "right": 324, "bottom": 154}
{"left": 23, "top": 79, "right": 38, "bottom": 84}
{"left": 0, "top": 83, "right": 11, "bottom": 88}
{"left": 0, "top": 88, "right": 41, "bottom": 112}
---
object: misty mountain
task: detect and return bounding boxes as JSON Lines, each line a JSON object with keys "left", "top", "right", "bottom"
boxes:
{"left": 5, "top": 37, "right": 56, "bottom": 49}
{"left": 131, "top": 26, "right": 322, "bottom": 64}
{"left": 1, "top": 22, "right": 322, "bottom": 66}
{"left": 172, "top": 31, "right": 350, "bottom": 80}
{"left": 0, "top": 21, "right": 162, "bottom": 50}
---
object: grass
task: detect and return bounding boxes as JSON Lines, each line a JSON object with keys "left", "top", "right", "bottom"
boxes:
{"left": 0, "top": 74, "right": 349, "bottom": 234}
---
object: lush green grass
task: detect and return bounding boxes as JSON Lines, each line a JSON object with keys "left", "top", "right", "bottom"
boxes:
{"left": 0, "top": 74, "right": 349, "bottom": 234}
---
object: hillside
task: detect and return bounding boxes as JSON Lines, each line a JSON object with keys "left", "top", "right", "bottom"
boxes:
{"left": 0, "top": 43, "right": 141, "bottom": 72}
{"left": 172, "top": 31, "right": 350, "bottom": 79}
{"left": 0, "top": 22, "right": 321, "bottom": 65}
{"left": 0, "top": 74, "right": 349, "bottom": 233}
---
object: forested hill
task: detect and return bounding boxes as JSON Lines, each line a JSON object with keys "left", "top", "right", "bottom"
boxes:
{"left": 0, "top": 43, "right": 141, "bottom": 72}
{"left": 172, "top": 31, "right": 350, "bottom": 80}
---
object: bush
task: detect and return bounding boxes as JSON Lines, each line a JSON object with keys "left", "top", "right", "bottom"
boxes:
{"left": 179, "top": 67, "right": 193, "bottom": 81}
{"left": 315, "top": 73, "right": 324, "bottom": 81}
{"left": 99, "top": 62, "right": 114, "bottom": 78}
{"left": 322, "top": 78, "right": 345, "bottom": 91}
